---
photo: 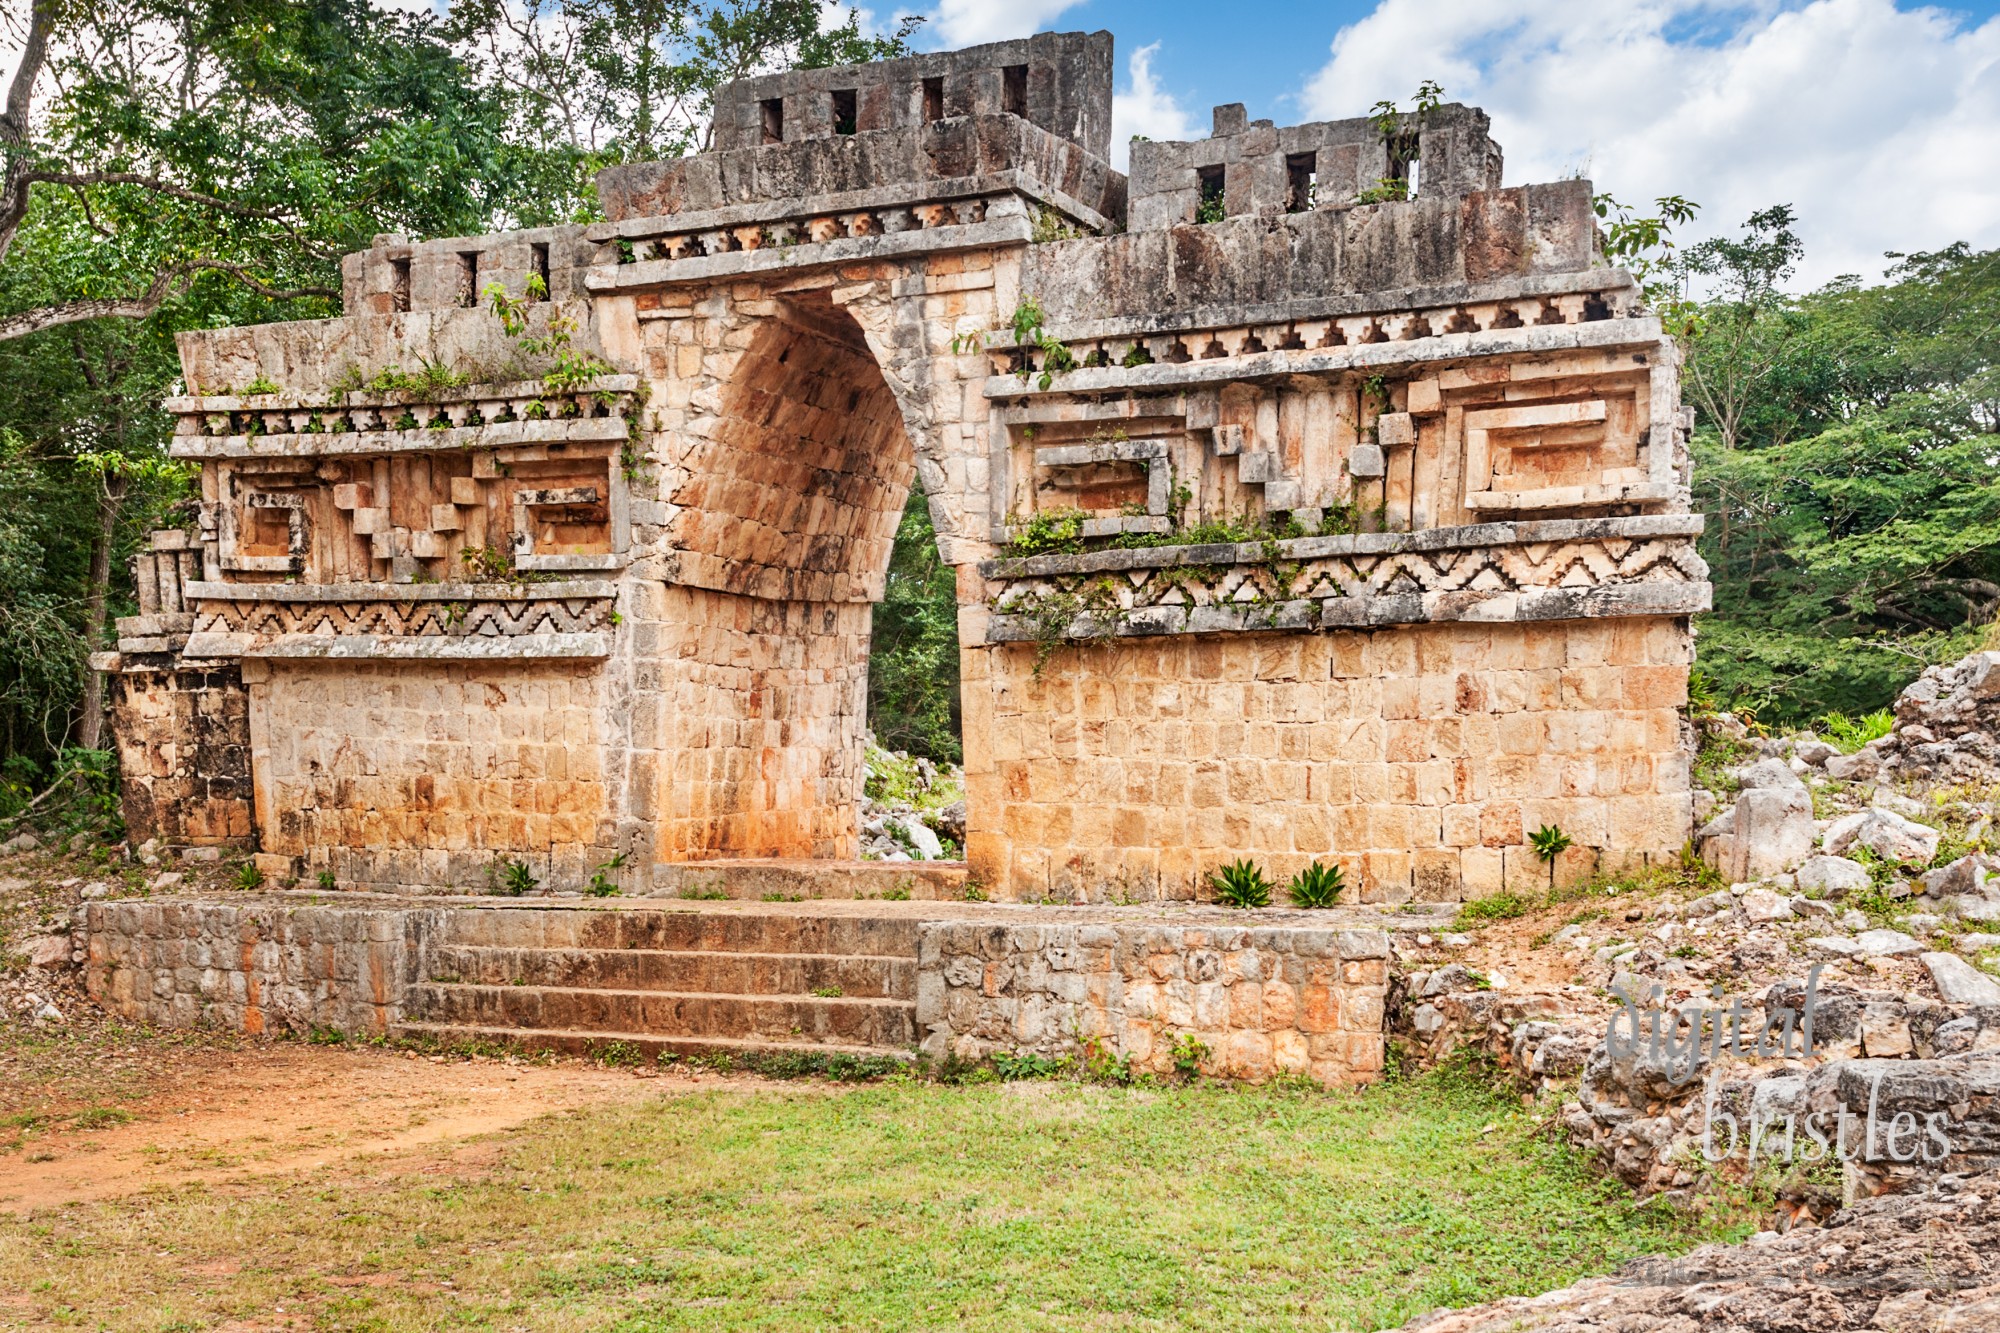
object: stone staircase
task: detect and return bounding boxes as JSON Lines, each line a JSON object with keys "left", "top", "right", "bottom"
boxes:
{"left": 394, "top": 904, "right": 922, "bottom": 1063}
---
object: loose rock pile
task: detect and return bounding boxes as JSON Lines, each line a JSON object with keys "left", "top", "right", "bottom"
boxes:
{"left": 1395, "top": 1167, "right": 2000, "bottom": 1332}
{"left": 1833, "top": 650, "right": 2000, "bottom": 786}
{"left": 1397, "top": 643, "right": 2000, "bottom": 1220}
{"left": 857, "top": 737, "right": 965, "bottom": 862}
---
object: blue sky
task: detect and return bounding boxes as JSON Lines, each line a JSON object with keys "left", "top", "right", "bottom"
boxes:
{"left": 905, "top": 1, "right": 2000, "bottom": 285}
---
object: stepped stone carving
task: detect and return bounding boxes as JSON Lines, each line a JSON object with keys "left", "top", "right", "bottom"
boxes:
{"left": 96, "top": 30, "right": 1708, "bottom": 903}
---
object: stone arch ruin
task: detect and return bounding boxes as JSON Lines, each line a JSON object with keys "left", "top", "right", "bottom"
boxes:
{"left": 99, "top": 29, "right": 1709, "bottom": 905}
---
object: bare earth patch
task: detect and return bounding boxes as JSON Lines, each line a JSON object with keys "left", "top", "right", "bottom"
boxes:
{"left": 0, "top": 1042, "right": 683, "bottom": 1212}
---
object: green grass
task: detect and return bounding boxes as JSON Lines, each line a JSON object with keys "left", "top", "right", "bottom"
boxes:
{"left": 0, "top": 1064, "right": 1749, "bottom": 1331}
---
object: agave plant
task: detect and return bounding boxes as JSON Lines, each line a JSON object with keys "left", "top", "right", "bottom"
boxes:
{"left": 1529, "top": 824, "right": 1573, "bottom": 891}
{"left": 1286, "top": 860, "right": 1346, "bottom": 908}
{"left": 1208, "top": 858, "right": 1274, "bottom": 908}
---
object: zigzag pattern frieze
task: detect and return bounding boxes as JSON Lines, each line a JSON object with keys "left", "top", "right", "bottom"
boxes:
{"left": 994, "top": 538, "right": 1704, "bottom": 616}
{"left": 191, "top": 598, "right": 613, "bottom": 639}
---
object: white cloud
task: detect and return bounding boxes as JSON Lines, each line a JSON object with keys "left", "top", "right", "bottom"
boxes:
{"left": 1111, "top": 42, "right": 1198, "bottom": 170}
{"left": 1301, "top": 0, "right": 2000, "bottom": 286}
{"left": 927, "top": 0, "right": 1088, "bottom": 48}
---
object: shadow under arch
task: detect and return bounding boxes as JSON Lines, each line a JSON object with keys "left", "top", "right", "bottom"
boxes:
{"left": 656, "top": 291, "right": 930, "bottom": 861}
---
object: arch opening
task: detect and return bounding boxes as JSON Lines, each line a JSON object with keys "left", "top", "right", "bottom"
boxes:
{"left": 658, "top": 293, "right": 948, "bottom": 861}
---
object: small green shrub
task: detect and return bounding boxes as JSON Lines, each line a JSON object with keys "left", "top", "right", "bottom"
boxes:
{"left": 315, "top": 870, "right": 336, "bottom": 891}
{"left": 1529, "top": 825, "right": 1573, "bottom": 862}
{"left": 1286, "top": 861, "right": 1346, "bottom": 908}
{"left": 1819, "top": 709, "right": 1893, "bottom": 753}
{"left": 992, "top": 1050, "right": 1066, "bottom": 1080}
{"left": 1455, "top": 892, "right": 1530, "bottom": 926}
{"left": 586, "top": 853, "right": 627, "bottom": 897}
{"left": 1208, "top": 858, "right": 1273, "bottom": 908}
{"left": 1006, "top": 508, "right": 1086, "bottom": 557}
{"left": 490, "top": 858, "right": 538, "bottom": 896}
{"left": 1170, "top": 1033, "right": 1210, "bottom": 1082}
{"left": 233, "top": 862, "right": 263, "bottom": 891}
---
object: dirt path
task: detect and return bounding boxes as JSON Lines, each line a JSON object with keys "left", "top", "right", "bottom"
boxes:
{"left": 0, "top": 1044, "right": 670, "bottom": 1212}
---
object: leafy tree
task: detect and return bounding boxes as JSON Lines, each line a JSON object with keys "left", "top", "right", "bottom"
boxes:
{"left": 446, "top": 0, "right": 922, "bottom": 221}
{"left": 1688, "top": 217, "right": 2000, "bottom": 724}
{"left": 0, "top": 0, "right": 921, "bottom": 792}
{"left": 0, "top": 0, "right": 518, "bottom": 342}
{"left": 867, "top": 488, "right": 961, "bottom": 764}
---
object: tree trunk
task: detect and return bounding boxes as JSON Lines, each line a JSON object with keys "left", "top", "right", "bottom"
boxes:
{"left": 75, "top": 471, "right": 127, "bottom": 752}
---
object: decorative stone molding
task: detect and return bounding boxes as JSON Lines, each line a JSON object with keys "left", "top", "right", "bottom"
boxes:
{"left": 980, "top": 516, "right": 1710, "bottom": 643}
{"left": 167, "top": 377, "right": 639, "bottom": 457}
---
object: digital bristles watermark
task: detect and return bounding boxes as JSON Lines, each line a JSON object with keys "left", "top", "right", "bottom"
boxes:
{"left": 1606, "top": 962, "right": 1955, "bottom": 1167}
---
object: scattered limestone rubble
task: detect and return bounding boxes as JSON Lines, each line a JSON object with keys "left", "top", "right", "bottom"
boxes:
{"left": 858, "top": 737, "right": 966, "bottom": 863}
{"left": 1831, "top": 650, "right": 2000, "bottom": 786}
{"left": 1392, "top": 1168, "right": 2000, "bottom": 1332}
{"left": 1395, "top": 642, "right": 2000, "bottom": 1217}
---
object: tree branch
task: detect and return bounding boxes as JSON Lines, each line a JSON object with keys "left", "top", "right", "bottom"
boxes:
{"left": 0, "top": 0, "right": 60, "bottom": 266}
{"left": 1, "top": 0, "right": 56, "bottom": 148}
{"left": 0, "top": 261, "right": 339, "bottom": 343}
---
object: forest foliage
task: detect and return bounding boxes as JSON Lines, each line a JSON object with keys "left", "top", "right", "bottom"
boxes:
{"left": 0, "top": 1, "right": 1994, "bottom": 804}
{"left": 1677, "top": 209, "right": 2000, "bottom": 724}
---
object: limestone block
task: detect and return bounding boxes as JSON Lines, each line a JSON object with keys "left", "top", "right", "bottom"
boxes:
{"left": 1797, "top": 854, "right": 1871, "bottom": 899}
{"left": 1825, "top": 808, "right": 1941, "bottom": 866}
{"left": 1921, "top": 952, "right": 2000, "bottom": 1007}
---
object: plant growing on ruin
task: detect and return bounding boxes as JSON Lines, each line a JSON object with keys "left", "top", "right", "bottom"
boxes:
{"left": 586, "top": 853, "right": 626, "bottom": 897}
{"left": 315, "top": 870, "right": 336, "bottom": 891}
{"left": 1030, "top": 208, "right": 1084, "bottom": 243}
{"left": 489, "top": 857, "right": 538, "bottom": 896}
{"left": 1004, "top": 508, "right": 1085, "bottom": 557}
{"left": 233, "top": 861, "right": 263, "bottom": 891}
{"left": 1007, "top": 298, "right": 1076, "bottom": 391}
{"left": 1286, "top": 861, "right": 1346, "bottom": 908}
{"left": 1208, "top": 858, "right": 1273, "bottom": 908}
{"left": 486, "top": 275, "right": 612, "bottom": 395}
{"left": 1355, "top": 177, "right": 1409, "bottom": 205}
{"left": 1170, "top": 1033, "right": 1211, "bottom": 1082}
{"left": 459, "top": 544, "right": 512, "bottom": 581}
{"left": 1529, "top": 824, "right": 1573, "bottom": 892}
{"left": 243, "top": 374, "right": 279, "bottom": 396}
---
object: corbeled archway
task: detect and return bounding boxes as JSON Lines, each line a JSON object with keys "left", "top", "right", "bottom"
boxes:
{"left": 652, "top": 293, "right": 921, "bottom": 860}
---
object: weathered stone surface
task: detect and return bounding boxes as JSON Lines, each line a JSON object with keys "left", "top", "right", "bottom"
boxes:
{"left": 1797, "top": 853, "right": 1872, "bottom": 897}
{"left": 1926, "top": 952, "right": 2000, "bottom": 1007}
{"left": 917, "top": 917, "right": 1391, "bottom": 1086}
{"left": 1826, "top": 807, "right": 1942, "bottom": 865}
{"left": 1391, "top": 1171, "right": 2000, "bottom": 1333}
{"left": 99, "top": 32, "right": 1704, "bottom": 907}
{"left": 1701, "top": 770, "right": 1815, "bottom": 884}
{"left": 1856, "top": 929, "right": 1927, "bottom": 958}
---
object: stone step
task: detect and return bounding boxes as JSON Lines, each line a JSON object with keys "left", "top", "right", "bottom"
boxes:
{"left": 433, "top": 907, "right": 924, "bottom": 958}
{"left": 407, "top": 983, "right": 919, "bottom": 1048}
{"left": 393, "top": 1024, "right": 914, "bottom": 1066}
{"left": 427, "top": 945, "right": 917, "bottom": 1000}
{"left": 651, "top": 859, "right": 967, "bottom": 902}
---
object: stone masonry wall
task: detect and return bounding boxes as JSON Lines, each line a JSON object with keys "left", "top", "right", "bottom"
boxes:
{"left": 643, "top": 584, "right": 874, "bottom": 861}
{"left": 962, "top": 617, "right": 1694, "bottom": 902}
{"left": 251, "top": 659, "right": 612, "bottom": 890}
{"left": 918, "top": 919, "right": 1392, "bottom": 1085}
{"left": 85, "top": 899, "right": 433, "bottom": 1035}
{"left": 107, "top": 662, "right": 254, "bottom": 846}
